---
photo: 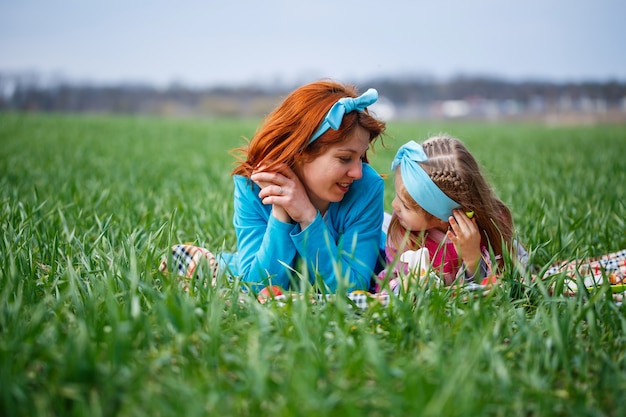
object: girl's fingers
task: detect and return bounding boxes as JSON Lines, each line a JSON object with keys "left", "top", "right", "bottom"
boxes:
{"left": 448, "top": 216, "right": 458, "bottom": 235}
{"left": 455, "top": 210, "right": 476, "bottom": 229}
{"left": 449, "top": 210, "right": 478, "bottom": 241}
{"left": 448, "top": 212, "right": 466, "bottom": 235}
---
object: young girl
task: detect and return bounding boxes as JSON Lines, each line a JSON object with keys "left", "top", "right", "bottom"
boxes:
{"left": 376, "top": 135, "right": 519, "bottom": 292}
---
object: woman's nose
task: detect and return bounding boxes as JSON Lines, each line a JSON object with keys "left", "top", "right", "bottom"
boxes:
{"left": 348, "top": 160, "right": 363, "bottom": 179}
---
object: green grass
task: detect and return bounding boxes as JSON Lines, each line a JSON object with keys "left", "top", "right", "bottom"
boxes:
{"left": 1, "top": 112, "right": 625, "bottom": 416}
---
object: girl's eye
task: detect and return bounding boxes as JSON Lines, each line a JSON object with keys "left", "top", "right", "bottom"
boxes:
{"left": 395, "top": 194, "right": 408, "bottom": 209}
{"left": 339, "top": 157, "right": 352, "bottom": 163}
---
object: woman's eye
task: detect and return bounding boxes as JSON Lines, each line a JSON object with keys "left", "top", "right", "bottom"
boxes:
{"left": 339, "top": 157, "right": 352, "bottom": 163}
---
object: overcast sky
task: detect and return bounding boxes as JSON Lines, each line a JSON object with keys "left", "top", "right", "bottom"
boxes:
{"left": 1, "top": 0, "right": 624, "bottom": 87}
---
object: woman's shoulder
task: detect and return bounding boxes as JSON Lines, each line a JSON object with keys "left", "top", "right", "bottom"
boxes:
{"left": 233, "top": 175, "right": 256, "bottom": 188}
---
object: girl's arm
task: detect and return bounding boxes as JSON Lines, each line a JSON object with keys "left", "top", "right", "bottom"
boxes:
{"left": 458, "top": 247, "right": 492, "bottom": 283}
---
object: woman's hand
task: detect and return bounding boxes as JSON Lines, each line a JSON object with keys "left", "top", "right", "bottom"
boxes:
{"left": 251, "top": 164, "right": 318, "bottom": 228}
{"left": 447, "top": 209, "right": 482, "bottom": 276}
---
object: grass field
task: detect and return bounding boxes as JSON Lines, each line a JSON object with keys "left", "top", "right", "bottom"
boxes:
{"left": 1, "top": 112, "right": 626, "bottom": 416}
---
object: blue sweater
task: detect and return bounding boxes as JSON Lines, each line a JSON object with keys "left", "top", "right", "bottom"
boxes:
{"left": 219, "top": 163, "right": 384, "bottom": 292}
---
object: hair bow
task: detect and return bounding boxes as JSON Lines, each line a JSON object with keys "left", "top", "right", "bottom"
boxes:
{"left": 309, "top": 88, "right": 378, "bottom": 144}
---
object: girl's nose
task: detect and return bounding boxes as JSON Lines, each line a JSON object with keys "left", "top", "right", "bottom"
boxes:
{"left": 391, "top": 195, "right": 400, "bottom": 211}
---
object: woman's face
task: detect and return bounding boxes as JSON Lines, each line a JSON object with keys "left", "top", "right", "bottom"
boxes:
{"left": 296, "top": 125, "right": 370, "bottom": 213}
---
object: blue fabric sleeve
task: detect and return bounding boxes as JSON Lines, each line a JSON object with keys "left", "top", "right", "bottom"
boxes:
{"left": 290, "top": 166, "right": 384, "bottom": 292}
{"left": 232, "top": 176, "right": 297, "bottom": 291}
{"left": 230, "top": 164, "right": 384, "bottom": 293}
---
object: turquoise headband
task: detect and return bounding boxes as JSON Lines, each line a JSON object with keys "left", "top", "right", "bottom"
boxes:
{"left": 391, "top": 140, "right": 461, "bottom": 221}
{"left": 308, "top": 88, "right": 378, "bottom": 144}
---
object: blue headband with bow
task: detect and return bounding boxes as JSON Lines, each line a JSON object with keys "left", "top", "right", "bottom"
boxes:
{"left": 308, "top": 88, "right": 378, "bottom": 144}
{"left": 391, "top": 140, "right": 461, "bottom": 221}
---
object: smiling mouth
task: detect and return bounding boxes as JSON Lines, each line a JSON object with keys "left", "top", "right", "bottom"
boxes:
{"left": 337, "top": 182, "right": 351, "bottom": 192}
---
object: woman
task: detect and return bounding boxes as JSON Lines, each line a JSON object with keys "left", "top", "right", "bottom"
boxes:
{"left": 164, "top": 80, "right": 387, "bottom": 293}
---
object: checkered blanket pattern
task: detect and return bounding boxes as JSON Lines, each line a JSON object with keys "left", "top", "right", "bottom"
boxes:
{"left": 543, "top": 249, "right": 626, "bottom": 286}
{"left": 159, "top": 244, "right": 626, "bottom": 306}
{"left": 345, "top": 291, "right": 390, "bottom": 309}
{"left": 260, "top": 292, "right": 391, "bottom": 309}
{"left": 159, "top": 244, "right": 218, "bottom": 290}
{"left": 159, "top": 244, "right": 394, "bottom": 308}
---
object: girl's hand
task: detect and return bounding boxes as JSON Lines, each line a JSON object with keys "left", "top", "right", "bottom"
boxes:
{"left": 447, "top": 209, "right": 482, "bottom": 276}
{"left": 251, "top": 164, "right": 318, "bottom": 228}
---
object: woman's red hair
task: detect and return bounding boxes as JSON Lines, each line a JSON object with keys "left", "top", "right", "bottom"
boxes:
{"left": 232, "top": 80, "right": 386, "bottom": 177}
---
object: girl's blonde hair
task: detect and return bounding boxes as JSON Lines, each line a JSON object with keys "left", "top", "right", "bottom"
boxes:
{"left": 232, "top": 80, "right": 386, "bottom": 177}
{"left": 387, "top": 135, "right": 513, "bottom": 269}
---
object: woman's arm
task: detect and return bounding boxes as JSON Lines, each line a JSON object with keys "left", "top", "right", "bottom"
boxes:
{"left": 290, "top": 166, "right": 384, "bottom": 292}
{"left": 232, "top": 176, "right": 298, "bottom": 290}
{"left": 233, "top": 165, "right": 384, "bottom": 293}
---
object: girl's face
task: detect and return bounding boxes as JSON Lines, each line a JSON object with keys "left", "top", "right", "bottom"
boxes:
{"left": 296, "top": 125, "right": 370, "bottom": 213}
{"left": 391, "top": 170, "right": 448, "bottom": 232}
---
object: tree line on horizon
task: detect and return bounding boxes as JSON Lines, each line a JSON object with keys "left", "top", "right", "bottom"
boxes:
{"left": 1, "top": 72, "right": 625, "bottom": 120}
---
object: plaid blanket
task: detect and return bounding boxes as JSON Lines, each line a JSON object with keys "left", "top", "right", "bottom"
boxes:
{"left": 257, "top": 291, "right": 391, "bottom": 309}
{"left": 540, "top": 249, "right": 626, "bottom": 304}
{"left": 158, "top": 244, "right": 218, "bottom": 291}
{"left": 159, "top": 244, "right": 626, "bottom": 307}
{"left": 543, "top": 249, "right": 626, "bottom": 286}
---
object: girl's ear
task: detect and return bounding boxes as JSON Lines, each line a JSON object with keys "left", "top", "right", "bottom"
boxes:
{"left": 437, "top": 217, "right": 450, "bottom": 230}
